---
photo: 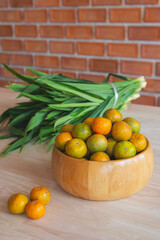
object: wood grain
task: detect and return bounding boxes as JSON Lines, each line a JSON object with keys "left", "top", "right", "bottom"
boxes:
{"left": 0, "top": 87, "right": 160, "bottom": 240}
{"left": 52, "top": 141, "right": 153, "bottom": 201}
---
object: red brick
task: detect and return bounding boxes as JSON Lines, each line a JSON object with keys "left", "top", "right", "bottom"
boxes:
{"left": 0, "top": 53, "right": 10, "bottom": 64}
{"left": 10, "top": 0, "right": 32, "bottom": 7}
{"left": 93, "top": 0, "right": 122, "bottom": 5}
{"left": 109, "top": 75, "right": 123, "bottom": 83}
{"left": 108, "top": 43, "right": 138, "bottom": 58}
{"left": 15, "top": 25, "right": 37, "bottom": 37}
{"left": 0, "top": 0, "right": 8, "bottom": 7}
{"left": 40, "top": 26, "right": 64, "bottom": 38}
{"left": 0, "top": 25, "right": 12, "bottom": 37}
{"left": 141, "top": 45, "right": 160, "bottom": 59}
{"left": 25, "top": 40, "right": 47, "bottom": 53}
{"left": 78, "top": 9, "right": 107, "bottom": 22}
{"left": 12, "top": 54, "right": 33, "bottom": 66}
{"left": 3, "top": 67, "right": 24, "bottom": 79}
{"left": 50, "top": 41, "right": 75, "bottom": 54}
{"left": 128, "top": 26, "right": 160, "bottom": 41}
{"left": 121, "top": 60, "right": 153, "bottom": 76}
{"left": 52, "top": 71, "right": 77, "bottom": 79}
{"left": 1, "top": 39, "right": 23, "bottom": 51}
{"left": 77, "top": 42, "right": 105, "bottom": 56}
{"left": 145, "top": 7, "right": 160, "bottom": 22}
{"left": 36, "top": 55, "right": 59, "bottom": 69}
{"left": 158, "top": 98, "right": 160, "bottom": 106}
{"left": 0, "top": 80, "right": 18, "bottom": 87}
{"left": 0, "top": 10, "right": 21, "bottom": 22}
{"left": 26, "top": 69, "right": 49, "bottom": 77}
{"left": 35, "top": 0, "right": 60, "bottom": 7}
{"left": 156, "top": 63, "right": 160, "bottom": 76}
{"left": 132, "top": 95, "right": 157, "bottom": 106}
{"left": 50, "top": 9, "right": 76, "bottom": 23}
{"left": 96, "top": 26, "right": 125, "bottom": 40}
{"left": 62, "top": 57, "right": 88, "bottom": 71}
{"left": 143, "top": 78, "right": 160, "bottom": 93}
{"left": 110, "top": 8, "right": 141, "bottom": 23}
{"left": 79, "top": 73, "right": 106, "bottom": 83}
{"left": 63, "top": 0, "right": 89, "bottom": 6}
{"left": 126, "top": 0, "right": 158, "bottom": 4}
{"left": 24, "top": 10, "right": 47, "bottom": 22}
{"left": 66, "top": 26, "right": 94, "bottom": 39}
{"left": 90, "top": 59, "right": 118, "bottom": 73}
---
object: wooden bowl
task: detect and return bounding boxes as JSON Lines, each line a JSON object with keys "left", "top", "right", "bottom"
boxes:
{"left": 51, "top": 140, "right": 154, "bottom": 201}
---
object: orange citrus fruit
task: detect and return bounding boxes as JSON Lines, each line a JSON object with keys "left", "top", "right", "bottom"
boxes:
{"left": 103, "top": 108, "right": 122, "bottom": 123}
{"left": 106, "top": 138, "right": 117, "bottom": 159}
{"left": 130, "top": 133, "right": 147, "bottom": 153}
{"left": 92, "top": 117, "right": 112, "bottom": 135}
{"left": 65, "top": 138, "right": 87, "bottom": 158}
{"left": 30, "top": 186, "right": 51, "bottom": 205}
{"left": 87, "top": 134, "right": 108, "bottom": 153}
{"left": 72, "top": 123, "right": 92, "bottom": 141}
{"left": 114, "top": 141, "right": 136, "bottom": 159}
{"left": 8, "top": 193, "right": 29, "bottom": 214}
{"left": 83, "top": 117, "right": 94, "bottom": 128}
{"left": 25, "top": 200, "right": 46, "bottom": 220}
{"left": 112, "top": 121, "right": 132, "bottom": 141}
{"left": 90, "top": 152, "right": 110, "bottom": 162}
{"left": 55, "top": 132, "right": 72, "bottom": 151}
{"left": 60, "top": 124, "right": 74, "bottom": 133}
{"left": 123, "top": 117, "right": 140, "bottom": 133}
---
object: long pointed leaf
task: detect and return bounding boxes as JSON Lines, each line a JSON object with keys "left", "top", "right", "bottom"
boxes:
{"left": 27, "top": 67, "right": 47, "bottom": 76}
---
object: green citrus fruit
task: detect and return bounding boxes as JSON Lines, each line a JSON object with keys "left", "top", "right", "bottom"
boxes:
{"left": 103, "top": 108, "right": 122, "bottom": 123}
{"left": 86, "top": 134, "right": 108, "bottom": 153}
{"left": 72, "top": 123, "right": 92, "bottom": 141}
{"left": 123, "top": 117, "right": 140, "bottom": 133}
{"left": 106, "top": 137, "right": 117, "bottom": 158}
{"left": 65, "top": 138, "right": 87, "bottom": 158}
{"left": 114, "top": 141, "right": 136, "bottom": 159}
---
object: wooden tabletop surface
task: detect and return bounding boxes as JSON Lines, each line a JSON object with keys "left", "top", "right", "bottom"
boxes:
{"left": 0, "top": 87, "right": 160, "bottom": 240}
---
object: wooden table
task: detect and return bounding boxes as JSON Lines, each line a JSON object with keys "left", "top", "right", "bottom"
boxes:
{"left": 0, "top": 87, "right": 160, "bottom": 240}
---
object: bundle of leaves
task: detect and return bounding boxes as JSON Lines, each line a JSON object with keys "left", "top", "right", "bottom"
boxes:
{"left": 0, "top": 64, "right": 146, "bottom": 157}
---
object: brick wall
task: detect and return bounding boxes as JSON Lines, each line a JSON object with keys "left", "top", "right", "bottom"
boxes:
{"left": 0, "top": 0, "right": 160, "bottom": 107}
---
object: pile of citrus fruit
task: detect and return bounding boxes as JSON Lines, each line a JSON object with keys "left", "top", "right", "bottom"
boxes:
{"left": 8, "top": 186, "right": 51, "bottom": 219}
{"left": 55, "top": 108, "right": 147, "bottom": 161}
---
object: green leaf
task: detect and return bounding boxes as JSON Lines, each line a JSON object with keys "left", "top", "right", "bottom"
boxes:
{"left": 104, "top": 73, "right": 132, "bottom": 83}
{"left": 19, "top": 110, "right": 48, "bottom": 151}
{"left": 0, "top": 134, "right": 12, "bottom": 139}
{"left": 35, "top": 135, "right": 52, "bottom": 144}
{"left": 20, "top": 92, "right": 52, "bottom": 103}
{"left": 7, "top": 83, "right": 28, "bottom": 93}
{"left": 3, "top": 64, "right": 37, "bottom": 85}
{"left": 49, "top": 102, "right": 98, "bottom": 109}
{"left": 0, "top": 109, "right": 10, "bottom": 124}
{"left": 39, "top": 126, "right": 54, "bottom": 139}
{"left": 10, "top": 127, "right": 24, "bottom": 137}
{"left": 46, "top": 110, "right": 60, "bottom": 120}
{"left": 17, "top": 84, "right": 40, "bottom": 98}
{"left": 0, "top": 132, "right": 35, "bottom": 157}
{"left": 37, "top": 78, "right": 103, "bottom": 103}
{"left": 26, "top": 111, "right": 47, "bottom": 132}
{"left": 8, "top": 109, "right": 35, "bottom": 127}
{"left": 27, "top": 67, "right": 47, "bottom": 76}
{"left": 47, "top": 134, "right": 57, "bottom": 147}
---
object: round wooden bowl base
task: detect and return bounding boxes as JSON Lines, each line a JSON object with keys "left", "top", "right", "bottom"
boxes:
{"left": 51, "top": 140, "right": 154, "bottom": 201}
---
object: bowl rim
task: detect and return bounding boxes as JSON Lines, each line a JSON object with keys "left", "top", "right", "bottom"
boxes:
{"left": 53, "top": 138, "right": 151, "bottom": 164}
